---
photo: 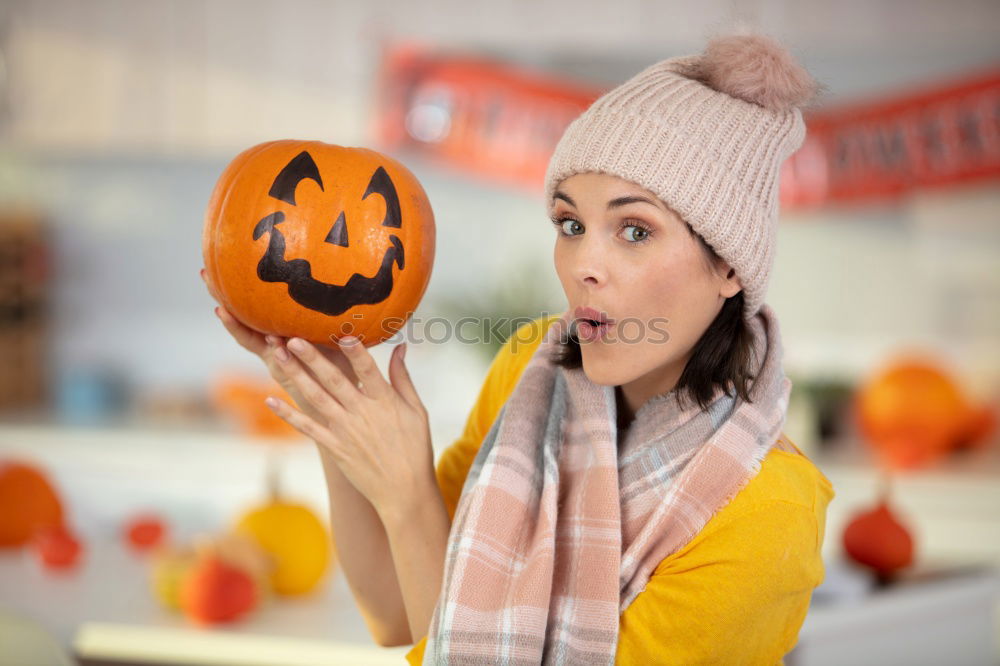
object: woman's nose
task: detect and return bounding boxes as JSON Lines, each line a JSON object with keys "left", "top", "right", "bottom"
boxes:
{"left": 572, "top": 236, "right": 607, "bottom": 286}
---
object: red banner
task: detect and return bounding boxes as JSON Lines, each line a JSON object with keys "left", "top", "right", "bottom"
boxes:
{"left": 372, "top": 43, "right": 603, "bottom": 193}
{"left": 373, "top": 45, "right": 1000, "bottom": 206}
{"left": 784, "top": 69, "right": 1000, "bottom": 208}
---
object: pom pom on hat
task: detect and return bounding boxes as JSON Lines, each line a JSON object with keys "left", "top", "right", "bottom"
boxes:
{"left": 693, "top": 33, "right": 819, "bottom": 113}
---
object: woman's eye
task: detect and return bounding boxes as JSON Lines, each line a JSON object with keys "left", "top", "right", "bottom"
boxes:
{"left": 623, "top": 225, "right": 649, "bottom": 242}
{"left": 555, "top": 218, "right": 583, "bottom": 235}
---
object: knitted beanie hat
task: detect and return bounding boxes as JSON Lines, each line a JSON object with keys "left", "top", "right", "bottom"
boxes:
{"left": 543, "top": 33, "right": 820, "bottom": 320}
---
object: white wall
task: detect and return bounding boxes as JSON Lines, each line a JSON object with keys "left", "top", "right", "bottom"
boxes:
{"left": 3, "top": 0, "right": 999, "bottom": 155}
{"left": 0, "top": 0, "right": 997, "bottom": 453}
{"left": 772, "top": 184, "right": 1000, "bottom": 398}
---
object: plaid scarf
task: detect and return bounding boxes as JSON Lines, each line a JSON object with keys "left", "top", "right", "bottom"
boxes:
{"left": 423, "top": 304, "right": 791, "bottom": 665}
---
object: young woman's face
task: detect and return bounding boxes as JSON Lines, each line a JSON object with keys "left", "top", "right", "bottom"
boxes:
{"left": 550, "top": 172, "right": 742, "bottom": 391}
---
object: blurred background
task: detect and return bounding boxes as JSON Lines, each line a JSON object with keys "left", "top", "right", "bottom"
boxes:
{"left": 0, "top": 1, "right": 998, "bottom": 664}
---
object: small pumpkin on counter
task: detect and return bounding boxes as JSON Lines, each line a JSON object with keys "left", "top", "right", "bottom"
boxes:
{"left": 32, "top": 523, "right": 84, "bottom": 571}
{"left": 855, "top": 357, "right": 985, "bottom": 470}
{"left": 179, "top": 554, "right": 258, "bottom": 626}
{"left": 151, "top": 532, "right": 272, "bottom": 617}
{"left": 233, "top": 455, "right": 333, "bottom": 596}
{"left": 0, "top": 460, "right": 64, "bottom": 548}
{"left": 842, "top": 474, "right": 915, "bottom": 583}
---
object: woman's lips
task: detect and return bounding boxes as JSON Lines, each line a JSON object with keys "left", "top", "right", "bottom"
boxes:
{"left": 573, "top": 306, "right": 614, "bottom": 342}
{"left": 574, "top": 306, "right": 615, "bottom": 325}
{"left": 577, "top": 319, "right": 612, "bottom": 342}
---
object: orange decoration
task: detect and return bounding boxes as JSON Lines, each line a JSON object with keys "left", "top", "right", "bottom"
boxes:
{"left": 203, "top": 140, "right": 435, "bottom": 348}
{"left": 842, "top": 500, "right": 915, "bottom": 580}
{"left": 855, "top": 357, "right": 975, "bottom": 470}
{"left": 211, "top": 374, "right": 302, "bottom": 440}
{"left": 842, "top": 477, "right": 915, "bottom": 582}
{"left": 952, "top": 404, "right": 997, "bottom": 452}
{"left": 0, "top": 461, "right": 64, "bottom": 548}
{"left": 124, "top": 513, "right": 168, "bottom": 552}
{"left": 32, "top": 523, "right": 83, "bottom": 571}
{"left": 179, "top": 554, "right": 258, "bottom": 625}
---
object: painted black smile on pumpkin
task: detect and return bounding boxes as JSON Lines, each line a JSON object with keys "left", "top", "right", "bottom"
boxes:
{"left": 252, "top": 150, "right": 405, "bottom": 316}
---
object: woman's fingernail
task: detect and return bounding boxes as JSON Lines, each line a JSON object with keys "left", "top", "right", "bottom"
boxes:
{"left": 275, "top": 346, "right": 290, "bottom": 362}
{"left": 214, "top": 306, "right": 221, "bottom": 318}
{"left": 265, "top": 335, "right": 277, "bottom": 346}
{"left": 265, "top": 396, "right": 279, "bottom": 410}
{"left": 288, "top": 338, "right": 308, "bottom": 353}
{"left": 339, "top": 335, "right": 358, "bottom": 347}
{"left": 399, "top": 342, "right": 407, "bottom": 361}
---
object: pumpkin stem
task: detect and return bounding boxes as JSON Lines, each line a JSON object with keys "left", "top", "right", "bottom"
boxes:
{"left": 876, "top": 466, "right": 893, "bottom": 505}
{"left": 265, "top": 450, "right": 283, "bottom": 502}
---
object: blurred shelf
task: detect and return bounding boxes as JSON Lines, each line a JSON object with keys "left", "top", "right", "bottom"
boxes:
{"left": 814, "top": 434, "right": 1000, "bottom": 479}
{"left": 0, "top": 422, "right": 336, "bottom": 556}
{"left": 810, "top": 436, "right": 1000, "bottom": 567}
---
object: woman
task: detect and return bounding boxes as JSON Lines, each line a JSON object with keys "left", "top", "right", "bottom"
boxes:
{"left": 203, "top": 32, "right": 834, "bottom": 665}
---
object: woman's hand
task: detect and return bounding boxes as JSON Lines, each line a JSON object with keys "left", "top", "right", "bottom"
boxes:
{"left": 202, "top": 268, "right": 442, "bottom": 645}
{"left": 264, "top": 334, "right": 434, "bottom": 523}
{"left": 200, "top": 268, "right": 358, "bottom": 423}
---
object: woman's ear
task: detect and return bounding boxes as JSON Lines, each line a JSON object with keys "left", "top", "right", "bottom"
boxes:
{"left": 718, "top": 263, "right": 743, "bottom": 299}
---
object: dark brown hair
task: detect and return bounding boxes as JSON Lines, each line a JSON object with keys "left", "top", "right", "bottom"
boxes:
{"left": 550, "top": 225, "right": 758, "bottom": 412}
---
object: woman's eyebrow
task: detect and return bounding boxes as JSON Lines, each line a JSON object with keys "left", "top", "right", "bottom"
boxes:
{"left": 553, "top": 191, "right": 576, "bottom": 207}
{"left": 607, "top": 195, "right": 661, "bottom": 210}
{"left": 552, "top": 191, "right": 661, "bottom": 211}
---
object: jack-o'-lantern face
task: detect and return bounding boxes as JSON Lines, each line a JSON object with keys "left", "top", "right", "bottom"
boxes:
{"left": 202, "top": 140, "right": 435, "bottom": 347}
{"left": 253, "top": 150, "right": 405, "bottom": 316}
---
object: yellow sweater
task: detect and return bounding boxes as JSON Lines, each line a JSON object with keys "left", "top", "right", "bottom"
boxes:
{"left": 406, "top": 315, "right": 835, "bottom": 665}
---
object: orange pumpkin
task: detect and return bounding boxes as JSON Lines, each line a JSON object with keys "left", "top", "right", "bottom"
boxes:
{"left": 854, "top": 357, "right": 972, "bottom": 470}
{"left": 210, "top": 374, "right": 301, "bottom": 441}
{"left": 203, "top": 140, "right": 435, "bottom": 347}
{"left": 0, "top": 461, "right": 64, "bottom": 547}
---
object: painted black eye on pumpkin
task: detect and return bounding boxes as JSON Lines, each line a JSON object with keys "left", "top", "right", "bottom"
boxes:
{"left": 269, "top": 150, "right": 324, "bottom": 205}
{"left": 363, "top": 166, "right": 402, "bottom": 229}
{"left": 251, "top": 151, "right": 405, "bottom": 317}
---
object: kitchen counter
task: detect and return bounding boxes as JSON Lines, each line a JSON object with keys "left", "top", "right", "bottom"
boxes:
{"left": 2, "top": 421, "right": 999, "bottom": 664}
{"left": 1, "top": 538, "right": 408, "bottom": 665}
{"left": 0, "top": 421, "right": 409, "bottom": 664}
